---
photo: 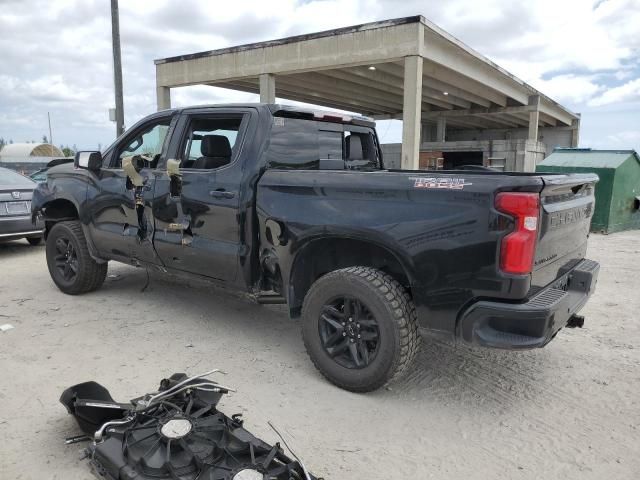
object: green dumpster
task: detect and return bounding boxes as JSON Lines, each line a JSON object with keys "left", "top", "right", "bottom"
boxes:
{"left": 537, "top": 149, "right": 640, "bottom": 234}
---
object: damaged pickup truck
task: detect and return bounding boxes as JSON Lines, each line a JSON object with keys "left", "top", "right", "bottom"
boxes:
{"left": 32, "top": 104, "right": 600, "bottom": 392}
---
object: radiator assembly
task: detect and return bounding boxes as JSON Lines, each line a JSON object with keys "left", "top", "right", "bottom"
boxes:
{"left": 60, "top": 370, "right": 316, "bottom": 480}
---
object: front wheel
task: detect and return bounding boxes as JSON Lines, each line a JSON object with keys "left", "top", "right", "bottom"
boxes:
{"left": 301, "top": 267, "right": 420, "bottom": 392}
{"left": 45, "top": 221, "right": 108, "bottom": 295}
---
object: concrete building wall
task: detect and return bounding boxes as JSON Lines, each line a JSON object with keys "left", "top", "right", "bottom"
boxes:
{"left": 381, "top": 144, "right": 402, "bottom": 169}
{"left": 422, "top": 139, "right": 545, "bottom": 171}
{"left": 383, "top": 138, "right": 546, "bottom": 172}
{"left": 383, "top": 121, "right": 573, "bottom": 172}
{"left": 443, "top": 126, "right": 573, "bottom": 156}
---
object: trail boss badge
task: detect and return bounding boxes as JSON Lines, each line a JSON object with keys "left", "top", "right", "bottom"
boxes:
{"left": 410, "top": 177, "right": 472, "bottom": 190}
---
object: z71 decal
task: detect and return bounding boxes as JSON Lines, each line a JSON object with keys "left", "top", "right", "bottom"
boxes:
{"left": 409, "top": 177, "right": 472, "bottom": 190}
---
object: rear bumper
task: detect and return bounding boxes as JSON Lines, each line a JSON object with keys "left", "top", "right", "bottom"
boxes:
{"left": 457, "top": 258, "right": 599, "bottom": 349}
{"left": 0, "top": 214, "right": 44, "bottom": 240}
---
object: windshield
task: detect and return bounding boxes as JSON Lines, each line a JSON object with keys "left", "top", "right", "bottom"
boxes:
{"left": 0, "top": 167, "right": 36, "bottom": 187}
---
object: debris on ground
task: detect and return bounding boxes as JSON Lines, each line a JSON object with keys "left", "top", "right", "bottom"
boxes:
{"left": 60, "top": 369, "right": 317, "bottom": 480}
{"left": 0, "top": 323, "right": 15, "bottom": 332}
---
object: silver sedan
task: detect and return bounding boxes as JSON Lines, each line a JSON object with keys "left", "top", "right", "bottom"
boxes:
{"left": 0, "top": 167, "right": 44, "bottom": 245}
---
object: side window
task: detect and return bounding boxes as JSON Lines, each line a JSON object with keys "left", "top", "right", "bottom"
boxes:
{"left": 113, "top": 119, "right": 171, "bottom": 168}
{"left": 265, "top": 118, "right": 381, "bottom": 171}
{"left": 181, "top": 115, "right": 245, "bottom": 169}
{"left": 318, "top": 130, "right": 344, "bottom": 170}
{"left": 344, "top": 130, "right": 379, "bottom": 170}
{"left": 265, "top": 118, "right": 319, "bottom": 170}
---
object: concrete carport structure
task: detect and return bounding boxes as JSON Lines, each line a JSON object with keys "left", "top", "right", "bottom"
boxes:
{"left": 155, "top": 16, "right": 580, "bottom": 171}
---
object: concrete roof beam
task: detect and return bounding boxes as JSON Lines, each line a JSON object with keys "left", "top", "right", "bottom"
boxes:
{"left": 420, "top": 60, "right": 508, "bottom": 107}
{"left": 335, "top": 65, "right": 459, "bottom": 109}
{"left": 443, "top": 116, "right": 497, "bottom": 129}
{"left": 421, "top": 76, "right": 492, "bottom": 108}
{"left": 374, "top": 62, "right": 482, "bottom": 109}
{"left": 276, "top": 74, "right": 403, "bottom": 113}
{"left": 473, "top": 114, "right": 522, "bottom": 128}
{"left": 502, "top": 113, "right": 531, "bottom": 127}
{"left": 215, "top": 81, "right": 386, "bottom": 114}
{"left": 370, "top": 62, "right": 472, "bottom": 108}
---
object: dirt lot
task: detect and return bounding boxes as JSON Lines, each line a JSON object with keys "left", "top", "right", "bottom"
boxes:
{"left": 0, "top": 232, "right": 639, "bottom": 480}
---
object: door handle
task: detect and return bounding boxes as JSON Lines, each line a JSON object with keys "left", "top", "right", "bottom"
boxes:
{"left": 209, "top": 189, "right": 236, "bottom": 199}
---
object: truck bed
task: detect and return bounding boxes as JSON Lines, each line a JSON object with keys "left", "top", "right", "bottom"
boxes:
{"left": 257, "top": 168, "right": 598, "bottom": 337}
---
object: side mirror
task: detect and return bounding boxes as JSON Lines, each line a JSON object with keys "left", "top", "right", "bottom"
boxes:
{"left": 75, "top": 151, "right": 102, "bottom": 172}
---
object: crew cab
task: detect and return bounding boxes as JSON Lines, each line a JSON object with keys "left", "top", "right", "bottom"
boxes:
{"left": 32, "top": 104, "right": 600, "bottom": 392}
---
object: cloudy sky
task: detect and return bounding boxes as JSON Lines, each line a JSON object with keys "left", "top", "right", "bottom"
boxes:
{"left": 0, "top": 0, "right": 639, "bottom": 151}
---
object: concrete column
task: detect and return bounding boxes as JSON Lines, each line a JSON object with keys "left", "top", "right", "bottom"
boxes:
{"left": 436, "top": 117, "right": 446, "bottom": 142}
{"left": 402, "top": 56, "right": 423, "bottom": 170}
{"left": 528, "top": 95, "right": 540, "bottom": 141}
{"left": 259, "top": 73, "right": 276, "bottom": 104}
{"left": 157, "top": 86, "right": 171, "bottom": 111}
{"left": 571, "top": 118, "right": 580, "bottom": 147}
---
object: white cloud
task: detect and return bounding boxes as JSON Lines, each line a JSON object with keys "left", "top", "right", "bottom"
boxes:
{"left": 614, "top": 69, "right": 636, "bottom": 81}
{"left": 531, "top": 75, "right": 604, "bottom": 105}
{"left": 589, "top": 78, "right": 640, "bottom": 106}
{"left": 0, "top": 0, "right": 639, "bottom": 152}
{"left": 416, "top": 0, "right": 640, "bottom": 74}
{"left": 606, "top": 130, "right": 640, "bottom": 147}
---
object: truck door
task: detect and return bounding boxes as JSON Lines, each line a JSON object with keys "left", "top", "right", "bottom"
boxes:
{"left": 151, "top": 109, "right": 254, "bottom": 282}
{"left": 87, "top": 113, "right": 175, "bottom": 265}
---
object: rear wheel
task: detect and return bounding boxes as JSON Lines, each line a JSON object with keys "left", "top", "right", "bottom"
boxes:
{"left": 26, "top": 236, "right": 42, "bottom": 246}
{"left": 302, "top": 267, "right": 420, "bottom": 392}
{"left": 46, "top": 221, "right": 107, "bottom": 295}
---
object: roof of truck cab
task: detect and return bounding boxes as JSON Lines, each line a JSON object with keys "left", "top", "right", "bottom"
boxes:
{"left": 161, "top": 103, "right": 375, "bottom": 127}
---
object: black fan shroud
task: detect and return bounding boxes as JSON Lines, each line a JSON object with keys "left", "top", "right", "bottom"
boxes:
{"left": 75, "top": 375, "right": 315, "bottom": 480}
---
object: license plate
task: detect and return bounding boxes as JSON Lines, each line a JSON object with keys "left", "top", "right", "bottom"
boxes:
{"left": 6, "top": 201, "right": 30, "bottom": 215}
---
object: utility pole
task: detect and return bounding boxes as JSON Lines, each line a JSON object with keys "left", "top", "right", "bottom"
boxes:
{"left": 110, "top": 0, "right": 125, "bottom": 136}
{"left": 47, "top": 112, "right": 53, "bottom": 156}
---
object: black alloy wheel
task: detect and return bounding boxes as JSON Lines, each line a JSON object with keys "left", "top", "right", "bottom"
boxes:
{"left": 46, "top": 221, "right": 108, "bottom": 295}
{"left": 53, "top": 236, "right": 79, "bottom": 282}
{"left": 302, "top": 266, "right": 420, "bottom": 392}
{"left": 319, "top": 297, "right": 380, "bottom": 369}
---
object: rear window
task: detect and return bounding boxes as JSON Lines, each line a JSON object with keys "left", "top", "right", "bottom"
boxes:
{"left": 0, "top": 167, "right": 35, "bottom": 187}
{"left": 266, "top": 118, "right": 381, "bottom": 171}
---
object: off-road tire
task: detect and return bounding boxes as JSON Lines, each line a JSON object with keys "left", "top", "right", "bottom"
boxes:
{"left": 46, "top": 221, "right": 108, "bottom": 295}
{"left": 26, "top": 236, "right": 42, "bottom": 246}
{"left": 302, "top": 266, "right": 420, "bottom": 392}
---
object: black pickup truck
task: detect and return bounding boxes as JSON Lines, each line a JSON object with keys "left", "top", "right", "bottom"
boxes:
{"left": 32, "top": 104, "right": 599, "bottom": 392}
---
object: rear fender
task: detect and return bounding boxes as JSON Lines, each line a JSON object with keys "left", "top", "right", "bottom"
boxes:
{"left": 285, "top": 234, "right": 416, "bottom": 315}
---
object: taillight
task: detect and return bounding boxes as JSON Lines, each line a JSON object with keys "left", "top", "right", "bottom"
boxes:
{"left": 495, "top": 192, "right": 540, "bottom": 275}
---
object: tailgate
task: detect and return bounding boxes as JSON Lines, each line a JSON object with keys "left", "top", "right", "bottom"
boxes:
{"left": 532, "top": 173, "right": 599, "bottom": 289}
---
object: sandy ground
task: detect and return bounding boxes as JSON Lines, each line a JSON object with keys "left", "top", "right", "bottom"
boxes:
{"left": 0, "top": 232, "right": 639, "bottom": 480}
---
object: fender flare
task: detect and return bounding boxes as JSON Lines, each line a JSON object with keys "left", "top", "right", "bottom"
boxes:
{"left": 285, "top": 233, "right": 417, "bottom": 312}
{"left": 37, "top": 193, "right": 106, "bottom": 264}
